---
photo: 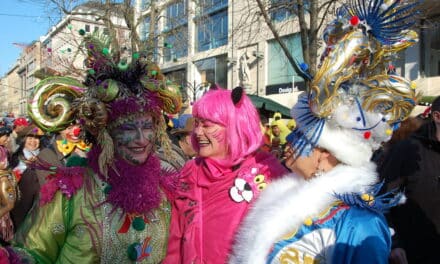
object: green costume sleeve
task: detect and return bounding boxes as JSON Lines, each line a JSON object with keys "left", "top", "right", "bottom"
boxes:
{"left": 13, "top": 192, "right": 69, "bottom": 263}
{"left": 12, "top": 185, "right": 101, "bottom": 264}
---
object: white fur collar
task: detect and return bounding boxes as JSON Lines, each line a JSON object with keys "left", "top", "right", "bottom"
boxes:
{"left": 229, "top": 162, "right": 378, "bottom": 264}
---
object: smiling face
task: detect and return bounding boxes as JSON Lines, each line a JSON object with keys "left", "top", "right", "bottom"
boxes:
{"left": 24, "top": 136, "right": 40, "bottom": 151}
{"left": 111, "top": 114, "right": 155, "bottom": 165}
{"left": 60, "top": 124, "right": 82, "bottom": 143}
{"left": 193, "top": 118, "right": 227, "bottom": 159}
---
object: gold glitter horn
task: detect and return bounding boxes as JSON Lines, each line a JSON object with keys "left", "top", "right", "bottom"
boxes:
{"left": 28, "top": 77, "right": 85, "bottom": 133}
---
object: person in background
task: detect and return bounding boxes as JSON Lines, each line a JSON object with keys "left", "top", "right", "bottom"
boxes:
{"left": 372, "top": 115, "right": 427, "bottom": 167}
{"left": 164, "top": 87, "right": 288, "bottom": 264}
{"left": 157, "top": 114, "right": 188, "bottom": 171}
{"left": 287, "top": 119, "right": 296, "bottom": 131}
{"left": 379, "top": 95, "right": 440, "bottom": 264}
{"left": 1, "top": 114, "right": 15, "bottom": 130}
{"left": 9, "top": 125, "right": 45, "bottom": 230}
{"left": 11, "top": 125, "right": 45, "bottom": 179}
{"left": 0, "top": 127, "right": 11, "bottom": 170}
{"left": 269, "top": 113, "right": 290, "bottom": 159}
{"left": 270, "top": 121, "right": 282, "bottom": 139}
{"left": 0, "top": 126, "right": 16, "bottom": 242}
{"left": 8, "top": 117, "right": 29, "bottom": 153}
{"left": 170, "top": 114, "right": 197, "bottom": 159}
{"left": 259, "top": 115, "right": 272, "bottom": 153}
{"left": 33, "top": 121, "right": 91, "bottom": 185}
{"left": 270, "top": 119, "right": 289, "bottom": 160}
{"left": 269, "top": 112, "right": 290, "bottom": 144}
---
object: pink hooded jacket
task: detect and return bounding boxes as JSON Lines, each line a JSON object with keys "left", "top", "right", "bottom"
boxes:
{"left": 164, "top": 151, "right": 287, "bottom": 264}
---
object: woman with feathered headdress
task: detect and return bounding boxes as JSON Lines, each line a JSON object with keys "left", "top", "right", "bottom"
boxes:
{"left": 0, "top": 32, "right": 183, "bottom": 263}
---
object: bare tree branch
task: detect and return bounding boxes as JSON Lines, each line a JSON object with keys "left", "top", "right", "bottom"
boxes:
{"left": 255, "top": 0, "right": 306, "bottom": 79}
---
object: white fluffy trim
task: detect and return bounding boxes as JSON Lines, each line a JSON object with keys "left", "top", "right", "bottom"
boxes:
{"left": 229, "top": 162, "right": 378, "bottom": 264}
{"left": 318, "top": 123, "right": 372, "bottom": 167}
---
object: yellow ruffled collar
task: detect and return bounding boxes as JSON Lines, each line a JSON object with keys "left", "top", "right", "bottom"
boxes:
{"left": 56, "top": 139, "right": 91, "bottom": 156}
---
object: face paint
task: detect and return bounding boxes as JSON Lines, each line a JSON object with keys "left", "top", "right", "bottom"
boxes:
{"left": 111, "top": 114, "right": 154, "bottom": 165}
{"left": 60, "top": 124, "right": 81, "bottom": 143}
{"left": 194, "top": 118, "right": 227, "bottom": 159}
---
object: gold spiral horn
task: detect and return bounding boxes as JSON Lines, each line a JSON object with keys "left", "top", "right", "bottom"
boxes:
{"left": 310, "top": 30, "right": 370, "bottom": 117}
{"left": 361, "top": 75, "right": 417, "bottom": 124}
{"left": 28, "top": 77, "right": 85, "bottom": 132}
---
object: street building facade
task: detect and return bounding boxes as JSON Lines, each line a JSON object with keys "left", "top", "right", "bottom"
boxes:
{"left": 1, "top": 0, "right": 440, "bottom": 117}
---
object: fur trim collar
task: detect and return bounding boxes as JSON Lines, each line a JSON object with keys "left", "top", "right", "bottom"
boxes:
{"left": 230, "top": 162, "right": 378, "bottom": 264}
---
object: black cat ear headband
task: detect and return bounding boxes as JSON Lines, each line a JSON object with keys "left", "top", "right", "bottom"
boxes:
{"left": 231, "top": 86, "right": 244, "bottom": 106}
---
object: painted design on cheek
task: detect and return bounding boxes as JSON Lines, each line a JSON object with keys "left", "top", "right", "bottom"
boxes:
{"left": 115, "top": 134, "right": 135, "bottom": 146}
{"left": 112, "top": 117, "right": 154, "bottom": 165}
{"left": 209, "top": 128, "right": 226, "bottom": 144}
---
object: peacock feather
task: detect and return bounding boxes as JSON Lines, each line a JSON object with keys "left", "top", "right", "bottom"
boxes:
{"left": 347, "top": 0, "right": 419, "bottom": 44}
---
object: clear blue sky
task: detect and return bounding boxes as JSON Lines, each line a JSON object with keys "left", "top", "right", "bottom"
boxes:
{"left": 0, "top": 0, "right": 61, "bottom": 76}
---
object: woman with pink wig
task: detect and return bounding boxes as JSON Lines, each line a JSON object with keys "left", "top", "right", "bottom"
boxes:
{"left": 164, "top": 87, "right": 287, "bottom": 263}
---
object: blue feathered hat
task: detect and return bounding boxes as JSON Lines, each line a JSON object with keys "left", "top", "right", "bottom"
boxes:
{"left": 287, "top": 0, "right": 420, "bottom": 166}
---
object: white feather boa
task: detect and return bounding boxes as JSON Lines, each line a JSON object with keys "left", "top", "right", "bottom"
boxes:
{"left": 229, "top": 162, "right": 378, "bottom": 264}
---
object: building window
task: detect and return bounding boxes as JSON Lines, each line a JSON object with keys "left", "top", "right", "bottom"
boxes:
{"left": 141, "top": 0, "right": 151, "bottom": 11}
{"left": 198, "top": 0, "right": 228, "bottom": 14}
{"left": 194, "top": 55, "right": 227, "bottom": 88}
{"left": 27, "top": 75, "right": 35, "bottom": 86}
{"left": 141, "top": 16, "right": 150, "bottom": 41}
{"left": 165, "top": 69, "right": 187, "bottom": 87}
{"left": 164, "top": 27, "right": 188, "bottom": 62}
{"left": 94, "top": 26, "right": 99, "bottom": 32}
{"left": 166, "top": 0, "right": 187, "bottom": 29}
{"left": 196, "top": 10, "right": 228, "bottom": 52}
{"left": 164, "top": 0, "right": 188, "bottom": 62}
{"left": 164, "top": 69, "right": 188, "bottom": 101}
{"left": 85, "top": 24, "right": 90, "bottom": 32}
{"left": 267, "top": 34, "right": 304, "bottom": 86}
{"left": 269, "top": 0, "right": 309, "bottom": 22}
{"left": 27, "top": 60, "right": 35, "bottom": 72}
{"left": 103, "top": 28, "right": 109, "bottom": 35}
{"left": 140, "top": 15, "right": 160, "bottom": 62}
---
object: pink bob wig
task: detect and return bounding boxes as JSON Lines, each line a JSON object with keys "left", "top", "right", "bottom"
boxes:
{"left": 191, "top": 88, "right": 263, "bottom": 165}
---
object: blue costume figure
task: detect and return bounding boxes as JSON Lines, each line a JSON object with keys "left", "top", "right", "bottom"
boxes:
{"left": 230, "top": 0, "right": 420, "bottom": 263}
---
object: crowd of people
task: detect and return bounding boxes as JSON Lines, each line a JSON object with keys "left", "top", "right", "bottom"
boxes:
{"left": 0, "top": 0, "right": 437, "bottom": 263}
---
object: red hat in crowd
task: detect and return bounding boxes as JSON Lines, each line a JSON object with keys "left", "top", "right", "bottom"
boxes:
{"left": 14, "top": 117, "right": 29, "bottom": 127}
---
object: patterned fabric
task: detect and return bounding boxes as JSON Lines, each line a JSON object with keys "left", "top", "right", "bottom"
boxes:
{"left": 268, "top": 203, "right": 391, "bottom": 264}
{"left": 10, "top": 166, "right": 172, "bottom": 264}
{"left": 0, "top": 213, "right": 13, "bottom": 241}
{"left": 229, "top": 162, "right": 394, "bottom": 264}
